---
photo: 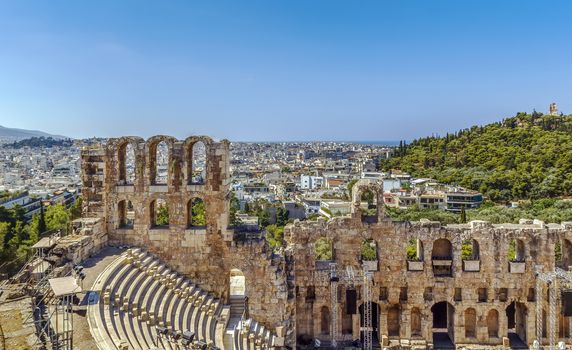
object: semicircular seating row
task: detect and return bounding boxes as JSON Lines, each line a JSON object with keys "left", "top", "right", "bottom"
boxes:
{"left": 88, "top": 248, "right": 275, "bottom": 350}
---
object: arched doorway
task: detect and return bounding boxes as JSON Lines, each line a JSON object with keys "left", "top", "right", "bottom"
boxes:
{"left": 506, "top": 302, "right": 527, "bottom": 347}
{"left": 118, "top": 142, "right": 136, "bottom": 185}
{"left": 359, "top": 302, "right": 380, "bottom": 345}
{"left": 431, "top": 301, "right": 455, "bottom": 348}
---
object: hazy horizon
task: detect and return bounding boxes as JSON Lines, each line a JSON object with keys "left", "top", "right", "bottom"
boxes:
{"left": 0, "top": 1, "right": 570, "bottom": 141}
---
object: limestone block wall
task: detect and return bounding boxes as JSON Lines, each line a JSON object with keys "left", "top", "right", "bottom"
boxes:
{"left": 79, "top": 138, "right": 572, "bottom": 348}
{"left": 80, "top": 135, "right": 293, "bottom": 345}
{"left": 285, "top": 213, "right": 572, "bottom": 347}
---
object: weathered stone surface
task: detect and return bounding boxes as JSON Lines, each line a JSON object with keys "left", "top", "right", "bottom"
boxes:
{"left": 47, "top": 137, "right": 572, "bottom": 348}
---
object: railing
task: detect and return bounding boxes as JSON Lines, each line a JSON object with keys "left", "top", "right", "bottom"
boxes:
{"left": 0, "top": 190, "right": 29, "bottom": 206}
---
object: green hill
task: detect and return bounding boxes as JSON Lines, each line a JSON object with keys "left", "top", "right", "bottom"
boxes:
{"left": 382, "top": 112, "right": 572, "bottom": 201}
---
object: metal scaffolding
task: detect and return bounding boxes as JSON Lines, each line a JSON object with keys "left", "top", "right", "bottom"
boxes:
{"left": 329, "top": 263, "right": 339, "bottom": 348}
{"left": 363, "top": 271, "right": 373, "bottom": 350}
{"left": 314, "top": 265, "right": 372, "bottom": 349}
{"left": 535, "top": 266, "right": 572, "bottom": 350}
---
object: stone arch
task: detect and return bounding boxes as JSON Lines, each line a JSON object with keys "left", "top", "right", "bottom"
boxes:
{"left": 407, "top": 238, "right": 424, "bottom": 261}
{"left": 431, "top": 301, "right": 455, "bottom": 345}
{"left": 117, "top": 199, "right": 134, "bottom": 229}
{"left": 147, "top": 136, "right": 177, "bottom": 186}
{"left": 508, "top": 238, "right": 526, "bottom": 262}
{"left": 320, "top": 305, "right": 330, "bottom": 335}
{"left": 229, "top": 269, "right": 245, "bottom": 296}
{"left": 432, "top": 239, "right": 452, "bottom": 259}
{"left": 350, "top": 179, "right": 384, "bottom": 221}
{"left": 432, "top": 238, "right": 453, "bottom": 276}
{"left": 187, "top": 197, "right": 206, "bottom": 228}
{"left": 506, "top": 301, "right": 527, "bottom": 342}
{"left": 359, "top": 302, "right": 380, "bottom": 342}
{"left": 108, "top": 136, "right": 144, "bottom": 185}
{"left": 486, "top": 309, "right": 499, "bottom": 338}
{"left": 117, "top": 142, "right": 136, "bottom": 185}
{"left": 464, "top": 308, "right": 476, "bottom": 338}
{"left": 411, "top": 307, "right": 422, "bottom": 337}
{"left": 461, "top": 239, "right": 480, "bottom": 260}
{"left": 184, "top": 136, "right": 213, "bottom": 185}
{"left": 150, "top": 198, "right": 169, "bottom": 228}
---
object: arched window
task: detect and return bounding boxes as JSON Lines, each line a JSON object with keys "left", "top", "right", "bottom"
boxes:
{"left": 118, "top": 143, "right": 135, "bottom": 185}
{"left": 361, "top": 239, "right": 377, "bottom": 261}
{"left": 465, "top": 308, "right": 476, "bottom": 338}
{"left": 150, "top": 198, "right": 169, "bottom": 228}
{"left": 406, "top": 238, "right": 424, "bottom": 261}
{"left": 118, "top": 200, "right": 134, "bottom": 229}
{"left": 188, "top": 141, "right": 206, "bottom": 185}
{"left": 508, "top": 239, "right": 525, "bottom": 262}
{"left": 461, "top": 239, "right": 480, "bottom": 260}
{"left": 432, "top": 239, "right": 452, "bottom": 259}
{"left": 432, "top": 239, "right": 453, "bottom": 277}
{"left": 187, "top": 198, "right": 206, "bottom": 228}
{"left": 150, "top": 141, "right": 169, "bottom": 185}
{"left": 487, "top": 309, "right": 499, "bottom": 338}
{"left": 411, "top": 307, "right": 421, "bottom": 336}
{"left": 315, "top": 237, "right": 333, "bottom": 261}
{"left": 359, "top": 188, "right": 378, "bottom": 223}
{"left": 320, "top": 306, "right": 330, "bottom": 335}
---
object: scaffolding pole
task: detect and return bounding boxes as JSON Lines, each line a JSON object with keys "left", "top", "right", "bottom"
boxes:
{"left": 329, "top": 263, "right": 339, "bottom": 348}
{"left": 363, "top": 271, "right": 372, "bottom": 350}
{"left": 535, "top": 266, "right": 572, "bottom": 349}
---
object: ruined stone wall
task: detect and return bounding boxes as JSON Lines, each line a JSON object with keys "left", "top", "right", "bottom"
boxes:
{"left": 80, "top": 140, "right": 572, "bottom": 348}
{"left": 285, "top": 180, "right": 572, "bottom": 347}
{"left": 80, "top": 135, "right": 292, "bottom": 344}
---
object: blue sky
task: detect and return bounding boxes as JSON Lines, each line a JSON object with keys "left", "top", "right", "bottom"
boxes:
{"left": 0, "top": 1, "right": 570, "bottom": 141}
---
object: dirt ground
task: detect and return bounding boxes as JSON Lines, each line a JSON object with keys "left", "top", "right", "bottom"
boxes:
{"left": 0, "top": 246, "right": 124, "bottom": 350}
{"left": 70, "top": 246, "right": 124, "bottom": 350}
{"left": 0, "top": 297, "right": 35, "bottom": 350}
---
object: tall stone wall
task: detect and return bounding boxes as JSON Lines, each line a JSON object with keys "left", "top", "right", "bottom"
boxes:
{"left": 285, "top": 179, "right": 572, "bottom": 347}
{"left": 80, "top": 139, "right": 572, "bottom": 348}
{"left": 80, "top": 135, "right": 293, "bottom": 345}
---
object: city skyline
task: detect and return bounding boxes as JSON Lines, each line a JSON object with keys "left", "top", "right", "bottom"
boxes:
{"left": 0, "top": 1, "right": 571, "bottom": 141}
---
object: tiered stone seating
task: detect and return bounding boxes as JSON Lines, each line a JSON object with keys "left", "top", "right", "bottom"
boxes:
{"left": 88, "top": 248, "right": 276, "bottom": 349}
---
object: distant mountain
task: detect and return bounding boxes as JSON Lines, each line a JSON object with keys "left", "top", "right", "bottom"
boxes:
{"left": 0, "top": 125, "right": 68, "bottom": 141}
